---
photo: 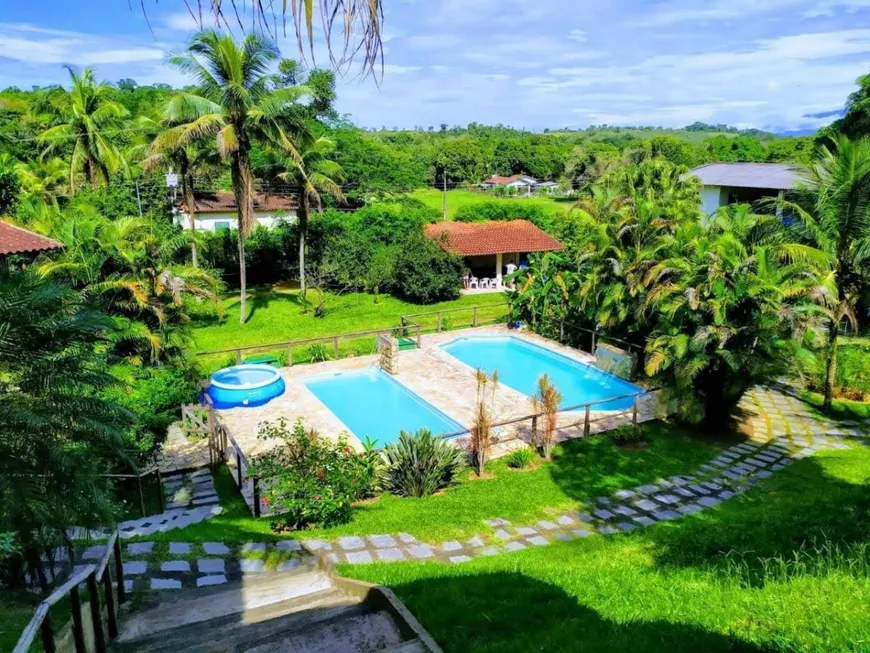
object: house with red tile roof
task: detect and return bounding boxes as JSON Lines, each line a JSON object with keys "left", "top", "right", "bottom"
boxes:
{"left": 175, "top": 191, "right": 298, "bottom": 233}
{"left": 425, "top": 220, "right": 564, "bottom": 291}
{"left": 0, "top": 221, "right": 63, "bottom": 259}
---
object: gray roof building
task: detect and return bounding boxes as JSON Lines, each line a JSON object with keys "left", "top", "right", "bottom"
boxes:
{"left": 689, "top": 162, "right": 806, "bottom": 191}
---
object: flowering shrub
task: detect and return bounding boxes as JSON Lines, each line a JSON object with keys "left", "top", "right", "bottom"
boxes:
{"left": 248, "top": 419, "right": 381, "bottom": 530}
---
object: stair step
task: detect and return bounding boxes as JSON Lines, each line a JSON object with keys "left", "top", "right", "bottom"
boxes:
{"left": 117, "top": 568, "right": 332, "bottom": 643}
{"left": 114, "top": 589, "right": 366, "bottom": 652}
{"left": 242, "top": 608, "right": 407, "bottom": 653}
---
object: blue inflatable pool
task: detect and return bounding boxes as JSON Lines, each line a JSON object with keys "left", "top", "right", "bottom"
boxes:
{"left": 206, "top": 364, "right": 285, "bottom": 409}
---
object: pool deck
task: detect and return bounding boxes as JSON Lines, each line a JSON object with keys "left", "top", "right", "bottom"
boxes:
{"left": 216, "top": 326, "right": 656, "bottom": 462}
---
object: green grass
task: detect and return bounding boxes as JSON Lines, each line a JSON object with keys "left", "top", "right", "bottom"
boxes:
{"left": 2, "top": 591, "right": 73, "bottom": 653}
{"left": 190, "top": 287, "right": 507, "bottom": 366}
{"left": 409, "top": 189, "right": 571, "bottom": 220}
{"left": 800, "top": 389, "right": 870, "bottom": 420}
{"left": 344, "top": 445, "right": 870, "bottom": 652}
{"left": 140, "top": 423, "right": 727, "bottom": 544}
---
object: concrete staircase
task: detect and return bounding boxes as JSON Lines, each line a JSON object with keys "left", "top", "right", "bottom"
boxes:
{"left": 112, "top": 556, "right": 438, "bottom": 653}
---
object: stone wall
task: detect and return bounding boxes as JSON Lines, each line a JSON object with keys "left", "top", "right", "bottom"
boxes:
{"left": 378, "top": 334, "right": 399, "bottom": 375}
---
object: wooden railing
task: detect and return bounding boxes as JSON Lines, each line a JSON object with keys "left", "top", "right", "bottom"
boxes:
{"left": 100, "top": 466, "right": 165, "bottom": 518}
{"left": 400, "top": 302, "right": 509, "bottom": 335}
{"left": 14, "top": 531, "right": 126, "bottom": 653}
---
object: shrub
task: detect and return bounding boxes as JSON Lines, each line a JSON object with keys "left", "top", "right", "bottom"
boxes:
{"left": 530, "top": 374, "right": 562, "bottom": 459}
{"left": 248, "top": 419, "right": 379, "bottom": 530}
{"left": 307, "top": 343, "right": 331, "bottom": 363}
{"left": 470, "top": 368, "right": 499, "bottom": 476}
{"left": 391, "top": 233, "right": 464, "bottom": 304}
{"left": 506, "top": 446, "right": 536, "bottom": 469}
{"left": 103, "top": 363, "right": 201, "bottom": 462}
{"left": 453, "top": 199, "right": 557, "bottom": 231}
{"left": 383, "top": 429, "right": 466, "bottom": 498}
{"left": 608, "top": 424, "right": 650, "bottom": 447}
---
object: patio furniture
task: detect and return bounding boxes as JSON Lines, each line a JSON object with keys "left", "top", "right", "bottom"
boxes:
{"left": 469, "top": 277, "right": 479, "bottom": 289}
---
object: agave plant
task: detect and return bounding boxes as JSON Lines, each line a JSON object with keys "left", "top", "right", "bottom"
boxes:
{"left": 382, "top": 429, "right": 466, "bottom": 498}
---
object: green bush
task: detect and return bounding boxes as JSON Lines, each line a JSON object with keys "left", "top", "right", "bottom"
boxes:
{"left": 506, "top": 446, "right": 537, "bottom": 469}
{"left": 307, "top": 343, "right": 331, "bottom": 363}
{"left": 391, "top": 233, "right": 464, "bottom": 304}
{"left": 383, "top": 429, "right": 466, "bottom": 498}
{"left": 607, "top": 424, "right": 650, "bottom": 447}
{"left": 453, "top": 199, "right": 557, "bottom": 231}
{"left": 248, "top": 419, "right": 380, "bottom": 529}
{"left": 806, "top": 342, "right": 870, "bottom": 400}
{"left": 103, "top": 363, "right": 201, "bottom": 462}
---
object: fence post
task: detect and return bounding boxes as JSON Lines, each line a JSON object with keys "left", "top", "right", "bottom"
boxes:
{"left": 584, "top": 405, "right": 591, "bottom": 437}
{"left": 286, "top": 345, "right": 293, "bottom": 367}
{"left": 437, "top": 312, "right": 443, "bottom": 332}
{"left": 235, "top": 349, "right": 242, "bottom": 364}
{"left": 40, "top": 612, "right": 56, "bottom": 653}
{"left": 591, "top": 331, "right": 596, "bottom": 354}
{"left": 102, "top": 566, "right": 118, "bottom": 639}
{"left": 156, "top": 469, "right": 165, "bottom": 513}
{"left": 137, "top": 475, "right": 146, "bottom": 518}
{"left": 87, "top": 573, "right": 106, "bottom": 653}
{"left": 253, "top": 477, "right": 261, "bottom": 518}
{"left": 113, "top": 536, "right": 126, "bottom": 605}
{"left": 632, "top": 395, "right": 639, "bottom": 425}
{"left": 236, "top": 449, "right": 243, "bottom": 488}
{"left": 416, "top": 325, "right": 422, "bottom": 349}
{"left": 333, "top": 336, "right": 340, "bottom": 360}
{"left": 559, "top": 320, "right": 564, "bottom": 342}
{"left": 70, "top": 585, "right": 86, "bottom": 653}
{"left": 473, "top": 307, "right": 479, "bottom": 327}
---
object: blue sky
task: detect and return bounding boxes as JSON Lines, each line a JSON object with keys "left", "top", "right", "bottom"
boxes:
{"left": 2, "top": 0, "right": 870, "bottom": 132}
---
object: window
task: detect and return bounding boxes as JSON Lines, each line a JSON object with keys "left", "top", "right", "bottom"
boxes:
{"left": 214, "top": 221, "right": 231, "bottom": 231}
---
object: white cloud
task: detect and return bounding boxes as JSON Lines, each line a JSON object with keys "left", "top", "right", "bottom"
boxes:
{"left": 162, "top": 12, "right": 201, "bottom": 31}
{"left": 382, "top": 64, "right": 422, "bottom": 74}
{"left": 568, "top": 29, "right": 587, "bottom": 42}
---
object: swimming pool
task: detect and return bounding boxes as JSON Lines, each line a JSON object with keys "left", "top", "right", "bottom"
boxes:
{"left": 304, "top": 368, "right": 463, "bottom": 446}
{"left": 441, "top": 335, "right": 642, "bottom": 410}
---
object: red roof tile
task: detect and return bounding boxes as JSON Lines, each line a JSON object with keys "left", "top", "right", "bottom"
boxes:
{"left": 425, "top": 220, "right": 564, "bottom": 257}
{"left": 482, "top": 174, "right": 534, "bottom": 185}
{"left": 181, "top": 191, "right": 298, "bottom": 214}
{"left": 0, "top": 221, "right": 63, "bottom": 256}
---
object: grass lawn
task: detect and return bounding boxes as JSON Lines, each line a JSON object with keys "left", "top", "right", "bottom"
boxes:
{"left": 410, "top": 189, "right": 572, "bottom": 220}
{"left": 139, "top": 423, "right": 727, "bottom": 544}
{"left": 344, "top": 445, "right": 870, "bottom": 652}
{"left": 800, "top": 389, "right": 870, "bottom": 420}
{"left": 190, "top": 287, "right": 507, "bottom": 366}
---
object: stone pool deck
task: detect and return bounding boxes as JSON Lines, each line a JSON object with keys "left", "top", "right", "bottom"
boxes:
{"left": 215, "top": 326, "right": 654, "bottom": 462}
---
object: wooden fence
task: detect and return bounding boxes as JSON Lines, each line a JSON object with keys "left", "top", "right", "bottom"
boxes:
{"left": 14, "top": 532, "right": 126, "bottom": 653}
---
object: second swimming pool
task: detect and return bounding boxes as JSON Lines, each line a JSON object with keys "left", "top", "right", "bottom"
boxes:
{"left": 304, "top": 367, "right": 463, "bottom": 446}
{"left": 441, "top": 335, "right": 642, "bottom": 410}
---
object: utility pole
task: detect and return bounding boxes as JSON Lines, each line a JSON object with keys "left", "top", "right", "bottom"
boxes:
{"left": 442, "top": 170, "right": 448, "bottom": 222}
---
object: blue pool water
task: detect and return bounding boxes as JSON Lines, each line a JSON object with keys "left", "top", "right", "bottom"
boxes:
{"left": 304, "top": 368, "right": 463, "bottom": 446}
{"left": 441, "top": 336, "right": 642, "bottom": 410}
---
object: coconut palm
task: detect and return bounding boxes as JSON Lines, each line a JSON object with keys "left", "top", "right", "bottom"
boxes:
{"left": 278, "top": 135, "right": 345, "bottom": 300}
{"left": 38, "top": 68, "right": 128, "bottom": 191}
{"left": 136, "top": 114, "right": 221, "bottom": 267}
{"left": 166, "top": 30, "right": 310, "bottom": 324}
{"left": 14, "top": 156, "right": 68, "bottom": 202}
{"left": 775, "top": 134, "right": 870, "bottom": 410}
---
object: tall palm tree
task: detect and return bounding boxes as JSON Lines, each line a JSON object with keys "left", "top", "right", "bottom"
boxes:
{"left": 777, "top": 134, "right": 870, "bottom": 410}
{"left": 136, "top": 114, "right": 221, "bottom": 268}
{"left": 38, "top": 68, "right": 128, "bottom": 191}
{"left": 166, "top": 31, "right": 309, "bottom": 324}
{"left": 14, "top": 157, "right": 68, "bottom": 202}
{"left": 278, "top": 135, "right": 345, "bottom": 299}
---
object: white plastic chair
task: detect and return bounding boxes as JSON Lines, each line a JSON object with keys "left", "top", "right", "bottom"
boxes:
{"left": 469, "top": 277, "right": 479, "bottom": 289}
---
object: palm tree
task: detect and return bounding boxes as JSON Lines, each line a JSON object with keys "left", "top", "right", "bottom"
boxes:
{"left": 136, "top": 114, "right": 221, "bottom": 268}
{"left": 278, "top": 135, "right": 345, "bottom": 300}
{"left": 0, "top": 267, "right": 132, "bottom": 588}
{"left": 645, "top": 207, "right": 830, "bottom": 426}
{"left": 14, "top": 157, "right": 68, "bottom": 202}
{"left": 38, "top": 68, "right": 128, "bottom": 191}
{"left": 166, "top": 31, "right": 309, "bottom": 324}
{"left": 776, "top": 134, "right": 870, "bottom": 410}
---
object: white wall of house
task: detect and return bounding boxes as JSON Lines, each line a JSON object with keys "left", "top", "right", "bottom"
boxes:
{"left": 174, "top": 211, "right": 297, "bottom": 232}
{"left": 700, "top": 187, "right": 729, "bottom": 215}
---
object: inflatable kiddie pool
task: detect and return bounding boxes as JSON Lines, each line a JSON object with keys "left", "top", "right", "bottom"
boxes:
{"left": 206, "top": 364, "right": 285, "bottom": 409}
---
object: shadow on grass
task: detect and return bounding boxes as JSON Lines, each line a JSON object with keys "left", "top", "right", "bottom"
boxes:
{"left": 390, "top": 571, "right": 764, "bottom": 653}
{"left": 546, "top": 422, "right": 741, "bottom": 505}
{"left": 645, "top": 449, "right": 870, "bottom": 574}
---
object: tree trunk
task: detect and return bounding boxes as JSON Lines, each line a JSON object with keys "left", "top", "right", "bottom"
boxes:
{"left": 183, "top": 172, "right": 198, "bottom": 268}
{"left": 231, "top": 136, "right": 255, "bottom": 325}
{"left": 298, "top": 191, "right": 310, "bottom": 301}
{"left": 823, "top": 318, "right": 839, "bottom": 412}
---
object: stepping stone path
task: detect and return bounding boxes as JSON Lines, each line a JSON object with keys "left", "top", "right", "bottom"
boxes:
{"left": 51, "top": 385, "right": 869, "bottom": 597}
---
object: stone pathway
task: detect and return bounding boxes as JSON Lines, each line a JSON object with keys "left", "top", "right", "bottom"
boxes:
{"left": 163, "top": 468, "right": 221, "bottom": 511}
{"left": 59, "top": 386, "right": 870, "bottom": 594}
